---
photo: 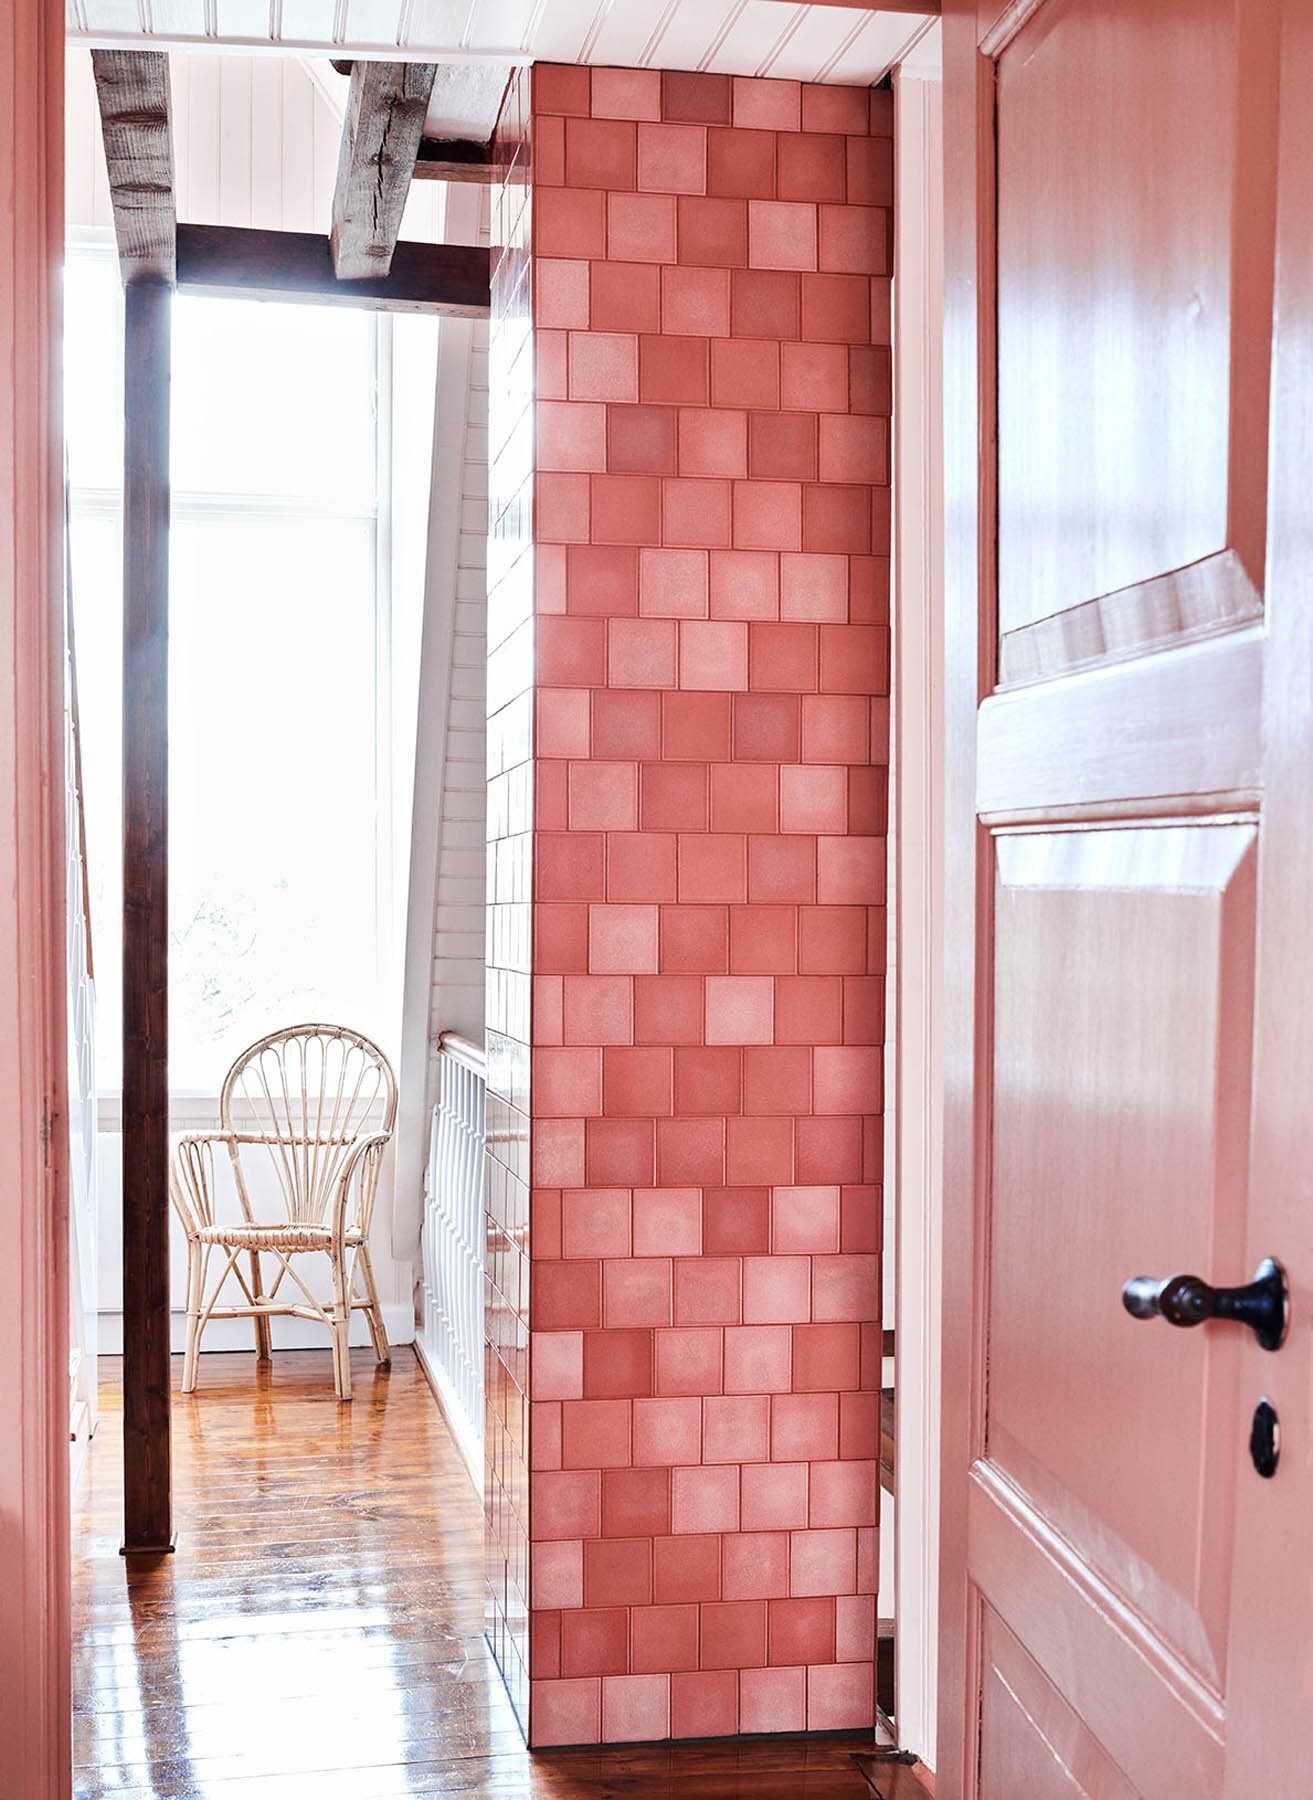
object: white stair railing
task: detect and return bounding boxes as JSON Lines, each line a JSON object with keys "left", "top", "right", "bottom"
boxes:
{"left": 416, "top": 1031, "right": 485, "bottom": 1484}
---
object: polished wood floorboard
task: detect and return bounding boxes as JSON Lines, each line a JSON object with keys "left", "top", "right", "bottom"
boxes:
{"left": 74, "top": 1349, "right": 904, "bottom": 1798}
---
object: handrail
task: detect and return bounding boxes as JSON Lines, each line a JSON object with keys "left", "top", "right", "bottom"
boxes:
{"left": 438, "top": 1029, "right": 486, "bottom": 1078}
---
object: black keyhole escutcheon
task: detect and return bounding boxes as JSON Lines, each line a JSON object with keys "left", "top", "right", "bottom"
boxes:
{"left": 1250, "top": 1398, "right": 1280, "bottom": 1479}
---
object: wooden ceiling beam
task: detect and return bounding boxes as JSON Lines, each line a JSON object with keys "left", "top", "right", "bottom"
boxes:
{"left": 331, "top": 60, "right": 438, "bottom": 280}
{"left": 176, "top": 225, "right": 490, "bottom": 317}
{"left": 412, "top": 138, "right": 496, "bottom": 184}
{"left": 90, "top": 49, "right": 176, "bottom": 285}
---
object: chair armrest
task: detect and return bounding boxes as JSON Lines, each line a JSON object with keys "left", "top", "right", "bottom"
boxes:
{"left": 170, "top": 1131, "right": 241, "bottom": 1237}
{"left": 330, "top": 1132, "right": 392, "bottom": 1242}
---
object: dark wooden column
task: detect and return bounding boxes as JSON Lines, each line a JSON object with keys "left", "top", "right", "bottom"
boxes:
{"left": 121, "top": 275, "right": 173, "bottom": 1555}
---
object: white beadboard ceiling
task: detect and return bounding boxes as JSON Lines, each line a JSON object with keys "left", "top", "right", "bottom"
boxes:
{"left": 66, "top": 2, "right": 937, "bottom": 90}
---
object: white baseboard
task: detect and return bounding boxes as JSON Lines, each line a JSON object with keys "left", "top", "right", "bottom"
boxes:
{"left": 97, "top": 1301, "right": 415, "bottom": 1357}
{"left": 413, "top": 1333, "right": 483, "bottom": 1497}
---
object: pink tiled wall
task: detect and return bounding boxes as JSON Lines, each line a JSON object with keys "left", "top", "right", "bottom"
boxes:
{"left": 486, "top": 64, "right": 535, "bottom": 1734}
{"left": 490, "top": 61, "right": 890, "bottom": 1748}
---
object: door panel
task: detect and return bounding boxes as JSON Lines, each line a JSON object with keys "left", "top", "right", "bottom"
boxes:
{"left": 940, "top": 0, "right": 1301, "bottom": 1793}
{"left": 994, "top": 0, "right": 1277, "bottom": 684}
{"left": 990, "top": 823, "right": 1255, "bottom": 1691}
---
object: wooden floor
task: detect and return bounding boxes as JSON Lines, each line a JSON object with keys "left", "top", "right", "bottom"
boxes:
{"left": 74, "top": 1349, "right": 927, "bottom": 1798}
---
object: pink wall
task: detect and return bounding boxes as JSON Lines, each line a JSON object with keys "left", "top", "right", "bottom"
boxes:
{"left": 491, "top": 61, "right": 891, "bottom": 1748}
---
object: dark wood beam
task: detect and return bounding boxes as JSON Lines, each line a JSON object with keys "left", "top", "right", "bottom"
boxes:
{"left": 331, "top": 60, "right": 437, "bottom": 280}
{"left": 176, "top": 225, "right": 490, "bottom": 317}
{"left": 120, "top": 276, "right": 172, "bottom": 1557}
{"left": 90, "top": 50, "right": 176, "bottom": 284}
{"left": 412, "top": 137, "right": 496, "bottom": 184}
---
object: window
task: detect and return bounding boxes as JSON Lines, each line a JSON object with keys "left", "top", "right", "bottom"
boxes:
{"left": 65, "top": 239, "right": 426, "bottom": 1095}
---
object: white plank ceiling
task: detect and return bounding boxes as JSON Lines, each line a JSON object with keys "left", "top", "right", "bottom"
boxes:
{"left": 66, "top": 2, "right": 936, "bottom": 89}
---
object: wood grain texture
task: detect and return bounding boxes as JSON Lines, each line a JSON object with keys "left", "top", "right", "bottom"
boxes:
{"left": 175, "top": 224, "right": 491, "bottom": 317}
{"left": 331, "top": 60, "right": 436, "bottom": 280}
{"left": 74, "top": 1351, "right": 883, "bottom": 1796}
{"left": 89, "top": 49, "right": 175, "bottom": 283}
{"left": 412, "top": 137, "right": 496, "bottom": 183}
{"left": 121, "top": 277, "right": 172, "bottom": 1555}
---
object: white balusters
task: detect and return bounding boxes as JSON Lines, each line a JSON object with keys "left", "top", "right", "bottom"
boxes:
{"left": 416, "top": 1032, "right": 485, "bottom": 1482}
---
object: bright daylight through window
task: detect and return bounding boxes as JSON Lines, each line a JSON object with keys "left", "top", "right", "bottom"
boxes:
{"left": 65, "top": 241, "right": 424, "bottom": 1096}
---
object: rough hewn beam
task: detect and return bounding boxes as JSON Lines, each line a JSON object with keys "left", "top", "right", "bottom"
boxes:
{"left": 331, "top": 60, "right": 437, "bottom": 280}
{"left": 90, "top": 50, "right": 176, "bottom": 284}
{"left": 412, "top": 137, "right": 496, "bottom": 184}
{"left": 176, "top": 225, "right": 490, "bottom": 317}
{"left": 120, "top": 276, "right": 173, "bottom": 1557}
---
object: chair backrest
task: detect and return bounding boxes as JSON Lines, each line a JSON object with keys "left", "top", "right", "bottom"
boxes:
{"left": 220, "top": 1023, "right": 398, "bottom": 1227}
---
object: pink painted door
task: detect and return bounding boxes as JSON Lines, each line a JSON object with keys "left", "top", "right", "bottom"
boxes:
{"left": 940, "top": 0, "right": 1313, "bottom": 1793}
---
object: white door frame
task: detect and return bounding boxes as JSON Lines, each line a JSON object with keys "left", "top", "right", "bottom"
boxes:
{"left": 891, "top": 46, "right": 945, "bottom": 1774}
{"left": 0, "top": 3, "right": 72, "bottom": 1794}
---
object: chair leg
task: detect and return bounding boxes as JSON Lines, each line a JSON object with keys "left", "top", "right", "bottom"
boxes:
{"left": 330, "top": 1246, "right": 353, "bottom": 1402}
{"left": 249, "top": 1251, "right": 272, "bottom": 1361}
{"left": 182, "top": 1240, "right": 203, "bottom": 1393}
{"left": 356, "top": 1247, "right": 391, "bottom": 1368}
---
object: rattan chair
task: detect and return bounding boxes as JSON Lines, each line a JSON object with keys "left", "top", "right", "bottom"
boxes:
{"left": 170, "top": 1023, "right": 397, "bottom": 1400}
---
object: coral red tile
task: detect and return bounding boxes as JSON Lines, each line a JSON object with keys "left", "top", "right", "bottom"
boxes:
{"left": 560, "top": 1607, "right": 631, "bottom": 1678}
{"left": 741, "top": 1254, "right": 810, "bottom": 1324}
{"left": 609, "top": 617, "right": 679, "bottom": 688}
{"left": 568, "top": 331, "right": 639, "bottom": 402}
{"left": 602, "top": 1258, "right": 673, "bottom": 1329}
{"left": 749, "top": 621, "right": 818, "bottom": 691}
{"left": 663, "top": 691, "right": 731, "bottom": 760}
{"left": 742, "top": 1046, "right": 811, "bottom": 1113}
{"left": 768, "top": 1596, "right": 835, "bottom": 1667}
{"left": 567, "top": 543, "right": 640, "bottom": 617}
{"left": 591, "top": 260, "right": 662, "bottom": 334}
{"left": 703, "top": 1392, "right": 770, "bottom": 1464}
{"left": 818, "top": 203, "right": 889, "bottom": 276}
{"left": 678, "top": 409, "right": 748, "bottom": 479}
{"left": 724, "top": 1115, "right": 794, "bottom": 1187}
{"left": 561, "top": 1396, "right": 633, "bottom": 1469}
{"left": 561, "top": 1188, "right": 631, "bottom": 1260}
{"left": 562, "top": 975, "right": 633, "bottom": 1046}
{"left": 835, "top": 1591, "right": 876, "bottom": 1663}
{"left": 537, "top": 259, "right": 592, "bottom": 329}
{"left": 653, "top": 1532, "right": 721, "bottom": 1604}
{"left": 640, "top": 762, "right": 709, "bottom": 833}
{"left": 672, "top": 1255, "right": 742, "bottom": 1326}
{"left": 656, "top": 1117, "right": 726, "bottom": 1185}
{"left": 777, "top": 133, "right": 847, "bottom": 204}
{"left": 569, "top": 761, "right": 638, "bottom": 832}
{"left": 740, "top": 1462, "right": 809, "bottom": 1531}
{"left": 773, "top": 974, "right": 843, "bottom": 1043}
{"left": 794, "top": 1114, "right": 863, "bottom": 1184}
{"left": 701, "top": 1600, "right": 768, "bottom": 1671}
{"left": 733, "top": 693, "right": 801, "bottom": 762}
{"left": 748, "top": 415, "right": 817, "bottom": 485}
{"left": 771, "top": 1184, "right": 840, "bottom": 1253}
{"left": 603, "top": 1465, "right": 672, "bottom": 1538}
{"left": 708, "top": 549, "right": 778, "bottom": 620}
{"left": 654, "top": 1324, "right": 724, "bottom": 1397}
{"left": 704, "top": 974, "right": 774, "bottom": 1045}
{"left": 589, "top": 904, "right": 659, "bottom": 975}
{"left": 780, "top": 343, "right": 850, "bottom": 415}
{"left": 633, "top": 974, "right": 704, "bottom": 1044}
{"left": 590, "top": 691, "right": 659, "bottom": 762}
{"left": 748, "top": 199, "right": 818, "bottom": 271}
{"left": 707, "top": 127, "right": 777, "bottom": 198}
{"left": 802, "top": 484, "right": 872, "bottom": 555}
{"left": 800, "top": 693, "right": 869, "bottom": 764}
{"left": 607, "top": 832, "right": 677, "bottom": 903}
{"left": 608, "top": 403, "right": 679, "bottom": 475}
{"left": 535, "top": 63, "right": 591, "bottom": 117}
{"left": 609, "top": 191, "right": 678, "bottom": 264}
{"left": 679, "top": 621, "right": 749, "bottom": 692}
{"left": 677, "top": 834, "right": 746, "bottom": 904}
{"left": 633, "top": 1396, "right": 704, "bottom": 1467}
{"left": 591, "top": 473, "right": 663, "bottom": 545}
{"left": 818, "top": 413, "right": 888, "bottom": 485}
{"left": 534, "top": 1260, "right": 602, "bottom": 1330}
{"left": 701, "top": 1188, "right": 770, "bottom": 1256}
{"left": 806, "top": 1659, "right": 874, "bottom": 1730}
{"left": 671, "top": 1668, "right": 738, "bottom": 1737}
{"left": 633, "top": 1187, "right": 703, "bottom": 1257}
{"left": 639, "top": 336, "right": 710, "bottom": 406}
{"left": 722, "top": 1531, "right": 790, "bottom": 1601}
{"left": 585, "top": 1116, "right": 656, "bottom": 1186}
{"left": 538, "top": 831, "right": 606, "bottom": 901}
{"left": 710, "top": 338, "right": 780, "bottom": 409}
{"left": 660, "top": 904, "right": 729, "bottom": 975}
{"left": 739, "top": 1664, "right": 805, "bottom": 1734}
{"left": 533, "top": 1469, "right": 603, "bottom": 1542}
{"left": 723, "top": 1324, "right": 792, "bottom": 1395}
{"left": 660, "top": 265, "right": 731, "bottom": 337}
{"left": 591, "top": 66, "right": 662, "bottom": 122}
{"left": 601, "top": 1043, "right": 674, "bottom": 1116}
{"left": 641, "top": 547, "right": 711, "bottom": 618}
{"left": 532, "top": 1677, "right": 601, "bottom": 1748}
{"left": 746, "top": 836, "right": 815, "bottom": 904}
{"left": 673, "top": 1045, "right": 742, "bottom": 1117}
{"left": 537, "top": 471, "right": 592, "bottom": 542}
{"left": 800, "top": 272, "right": 871, "bottom": 344}
{"left": 779, "top": 763, "right": 847, "bottom": 833}
{"left": 671, "top": 1463, "right": 740, "bottom": 1535}
{"left": 602, "top": 1672, "right": 671, "bottom": 1743}
{"left": 536, "top": 187, "right": 607, "bottom": 259}
{"left": 730, "top": 268, "right": 800, "bottom": 340}
{"left": 633, "top": 1605, "right": 700, "bottom": 1675}
{"left": 637, "top": 122, "right": 708, "bottom": 194}
{"left": 732, "top": 76, "right": 801, "bottom": 133}
{"left": 662, "top": 69, "right": 732, "bottom": 125}
{"left": 709, "top": 764, "right": 778, "bottom": 833}
{"left": 839, "top": 1389, "right": 878, "bottom": 1459}
{"left": 663, "top": 477, "right": 733, "bottom": 549}
{"left": 732, "top": 480, "right": 803, "bottom": 553}
{"left": 816, "top": 834, "right": 885, "bottom": 904}
{"left": 566, "top": 117, "right": 638, "bottom": 190}
{"left": 584, "top": 1535, "right": 653, "bottom": 1608}
{"left": 534, "top": 1538, "right": 584, "bottom": 1610}
{"left": 533, "top": 1331, "right": 585, "bottom": 1402}
{"left": 808, "top": 1460, "right": 877, "bottom": 1528}
{"left": 799, "top": 82, "right": 869, "bottom": 136}
{"left": 772, "top": 1392, "right": 839, "bottom": 1462}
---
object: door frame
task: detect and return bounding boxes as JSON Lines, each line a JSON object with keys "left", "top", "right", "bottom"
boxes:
{"left": 0, "top": 1, "right": 71, "bottom": 1795}
{"left": 937, "top": 3, "right": 995, "bottom": 1793}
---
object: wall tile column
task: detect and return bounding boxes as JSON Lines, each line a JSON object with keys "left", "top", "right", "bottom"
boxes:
{"left": 490, "top": 61, "right": 891, "bottom": 1749}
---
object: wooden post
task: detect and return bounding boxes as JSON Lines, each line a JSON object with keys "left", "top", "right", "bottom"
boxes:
{"left": 121, "top": 275, "right": 172, "bottom": 1555}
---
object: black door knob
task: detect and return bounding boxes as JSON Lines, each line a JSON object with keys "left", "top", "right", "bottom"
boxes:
{"left": 1122, "top": 1257, "right": 1288, "bottom": 1352}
